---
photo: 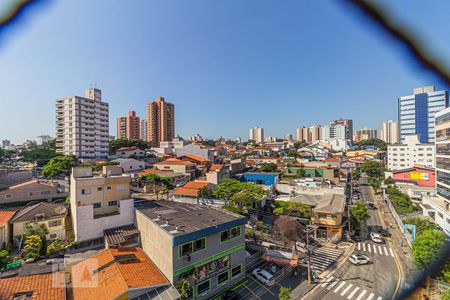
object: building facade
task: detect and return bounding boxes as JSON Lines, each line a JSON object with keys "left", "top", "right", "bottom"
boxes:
{"left": 117, "top": 111, "right": 140, "bottom": 140}
{"left": 55, "top": 88, "right": 109, "bottom": 159}
{"left": 354, "top": 128, "right": 377, "bottom": 142}
{"left": 321, "top": 119, "right": 353, "bottom": 142}
{"left": 249, "top": 127, "right": 264, "bottom": 143}
{"left": 398, "top": 86, "right": 448, "bottom": 143}
{"left": 387, "top": 134, "right": 435, "bottom": 171}
{"left": 380, "top": 120, "right": 399, "bottom": 144}
{"left": 147, "top": 96, "right": 175, "bottom": 147}
{"left": 36, "top": 135, "right": 53, "bottom": 145}
{"left": 140, "top": 119, "right": 148, "bottom": 141}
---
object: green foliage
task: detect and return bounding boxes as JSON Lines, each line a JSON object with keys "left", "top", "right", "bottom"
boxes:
{"left": 368, "top": 176, "right": 381, "bottom": 193}
{"left": 0, "top": 250, "right": 9, "bottom": 268}
{"left": 438, "top": 261, "right": 450, "bottom": 284}
{"left": 403, "top": 218, "right": 440, "bottom": 235}
{"left": 22, "top": 235, "right": 42, "bottom": 260}
{"left": 92, "top": 161, "right": 119, "bottom": 172}
{"left": 412, "top": 229, "right": 446, "bottom": 269}
{"left": 442, "top": 289, "right": 450, "bottom": 300}
{"left": 357, "top": 138, "right": 387, "bottom": 151}
{"left": 349, "top": 201, "right": 370, "bottom": 230}
{"left": 361, "top": 160, "right": 385, "bottom": 178}
{"left": 176, "top": 276, "right": 192, "bottom": 300}
{"left": 138, "top": 173, "right": 173, "bottom": 200}
{"left": 273, "top": 201, "right": 311, "bottom": 216}
{"left": 223, "top": 205, "right": 246, "bottom": 216}
{"left": 47, "top": 239, "right": 64, "bottom": 255}
{"left": 21, "top": 141, "right": 58, "bottom": 167}
{"left": 41, "top": 155, "right": 80, "bottom": 179}
{"left": 287, "top": 150, "right": 299, "bottom": 159}
{"left": 279, "top": 286, "right": 292, "bottom": 300}
{"left": 351, "top": 169, "right": 361, "bottom": 181}
{"left": 109, "top": 138, "right": 151, "bottom": 154}
{"left": 386, "top": 186, "right": 417, "bottom": 214}
{"left": 296, "top": 167, "right": 306, "bottom": 177}
{"left": 384, "top": 176, "right": 395, "bottom": 185}
{"left": 260, "top": 162, "right": 277, "bottom": 172}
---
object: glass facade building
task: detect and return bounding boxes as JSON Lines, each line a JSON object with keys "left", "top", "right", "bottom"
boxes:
{"left": 398, "top": 86, "right": 448, "bottom": 143}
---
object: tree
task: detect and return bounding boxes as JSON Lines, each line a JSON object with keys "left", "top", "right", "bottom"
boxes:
{"left": 22, "top": 235, "right": 42, "bottom": 260}
{"left": 438, "top": 261, "right": 450, "bottom": 283}
{"left": 351, "top": 169, "right": 361, "bottom": 182}
{"left": 41, "top": 155, "right": 80, "bottom": 179}
{"left": 387, "top": 186, "right": 416, "bottom": 214}
{"left": 384, "top": 176, "right": 395, "bottom": 186}
{"left": 0, "top": 250, "right": 9, "bottom": 268}
{"left": 274, "top": 216, "right": 301, "bottom": 247}
{"left": 260, "top": 162, "right": 277, "bottom": 172}
{"left": 357, "top": 138, "right": 387, "bottom": 151}
{"left": 361, "top": 160, "right": 385, "bottom": 178}
{"left": 403, "top": 218, "right": 440, "bottom": 235}
{"left": 279, "top": 286, "right": 292, "bottom": 300}
{"left": 412, "top": 229, "right": 446, "bottom": 269}
{"left": 368, "top": 176, "right": 381, "bottom": 193}
{"left": 92, "top": 161, "right": 119, "bottom": 172}
{"left": 198, "top": 186, "right": 213, "bottom": 203}
{"left": 176, "top": 276, "right": 192, "bottom": 300}
{"left": 109, "top": 138, "right": 151, "bottom": 154}
{"left": 287, "top": 150, "right": 299, "bottom": 159}
{"left": 349, "top": 201, "right": 370, "bottom": 231}
{"left": 21, "top": 142, "right": 58, "bottom": 167}
{"left": 138, "top": 173, "right": 167, "bottom": 200}
{"left": 442, "top": 289, "right": 450, "bottom": 300}
{"left": 214, "top": 179, "right": 244, "bottom": 200}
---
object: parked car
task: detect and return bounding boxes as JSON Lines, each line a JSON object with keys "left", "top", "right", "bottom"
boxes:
{"left": 252, "top": 268, "right": 275, "bottom": 286}
{"left": 380, "top": 228, "right": 391, "bottom": 237}
{"left": 367, "top": 202, "right": 376, "bottom": 210}
{"left": 370, "top": 232, "right": 383, "bottom": 244}
{"left": 349, "top": 254, "right": 371, "bottom": 265}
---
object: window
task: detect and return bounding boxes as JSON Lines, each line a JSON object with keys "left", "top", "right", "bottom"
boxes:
{"left": 5, "top": 194, "right": 13, "bottom": 199}
{"left": 81, "top": 189, "right": 91, "bottom": 195}
{"left": 93, "top": 202, "right": 102, "bottom": 209}
{"left": 217, "top": 270, "right": 229, "bottom": 285}
{"left": 49, "top": 234, "right": 57, "bottom": 239}
{"left": 108, "top": 200, "right": 118, "bottom": 206}
{"left": 438, "top": 212, "right": 444, "bottom": 218}
{"left": 221, "top": 226, "right": 241, "bottom": 242}
{"left": 97, "top": 187, "right": 103, "bottom": 191}
{"left": 41, "top": 191, "right": 51, "bottom": 195}
{"left": 231, "top": 265, "right": 242, "bottom": 278}
{"left": 180, "top": 238, "right": 206, "bottom": 257}
{"left": 48, "top": 220, "right": 61, "bottom": 227}
{"left": 197, "top": 280, "right": 210, "bottom": 296}
{"left": 107, "top": 186, "right": 112, "bottom": 190}
{"left": 117, "top": 185, "right": 127, "bottom": 191}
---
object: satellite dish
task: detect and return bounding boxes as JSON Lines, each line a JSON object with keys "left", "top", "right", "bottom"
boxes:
{"left": 54, "top": 206, "right": 67, "bottom": 214}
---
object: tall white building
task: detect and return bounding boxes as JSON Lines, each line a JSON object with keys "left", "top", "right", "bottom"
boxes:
{"left": 140, "top": 119, "right": 148, "bottom": 141}
{"left": 321, "top": 119, "right": 353, "bottom": 142}
{"left": 398, "top": 85, "right": 448, "bottom": 143}
{"left": 380, "top": 120, "right": 399, "bottom": 144}
{"left": 36, "top": 135, "right": 53, "bottom": 145}
{"left": 387, "top": 134, "right": 435, "bottom": 171}
{"left": 249, "top": 127, "right": 264, "bottom": 143}
{"left": 422, "top": 107, "right": 450, "bottom": 236}
{"left": 56, "top": 88, "right": 109, "bottom": 159}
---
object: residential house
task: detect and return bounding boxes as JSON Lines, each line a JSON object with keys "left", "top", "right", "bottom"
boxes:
{"left": 136, "top": 169, "right": 190, "bottom": 187}
{"left": 70, "top": 166, "right": 135, "bottom": 243}
{"left": 181, "top": 154, "right": 212, "bottom": 176}
{"left": 0, "top": 210, "right": 15, "bottom": 249}
{"left": 0, "top": 179, "right": 68, "bottom": 205}
{"left": 0, "top": 272, "right": 65, "bottom": 300}
{"left": 111, "top": 158, "right": 146, "bottom": 173}
{"left": 175, "top": 143, "right": 214, "bottom": 161}
{"left": 172, "top": 181, "right": 215, "bottom": 203}
{"left": 114, "top": 146, "right": 145, "bottom": 158}
{"left": 135, "top": 201, "right": 247, "bottom": 300}
{"left": 241, "top": 172, "right": 280, "bottom": 187}
{"left": 10, "top": 202, "right": 68, "bottom": 244}
{"left": 155, "top": 159, "right": 196, "bottom": 178}
{"left": 69, "top": 247, "right": 180, "bottom": 300}
{"left": 206, "top": 164, "right": 230, "bottom": 185}
{"left": 311, "top": 194, "right": 345, "bottom": 239}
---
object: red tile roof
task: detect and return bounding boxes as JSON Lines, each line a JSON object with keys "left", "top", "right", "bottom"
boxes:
{"left": 173, "top": 181, "right": 210, "bottom": 197}
{"left": 210, "top": 164, "right": 224, "bottom": 171}
{"left": 181, "top": 154, "right": 210, "bottom": 163}
{"left": 155, "top": 158, "right": 194, "bottom": 166}
{"left": 7, "top": 179, "right": 54, "bottom": 190}
{"left": 0, "top": 272, "right": 65, "bottom": 300}
{"left": 71, "top": 247, "right": 169, "bottom": 300}
{"left": 0, "top": 210, "right": 16, "bottom": 225}
{"left": 116, "top": 146, "right": 141, "bottom": 152}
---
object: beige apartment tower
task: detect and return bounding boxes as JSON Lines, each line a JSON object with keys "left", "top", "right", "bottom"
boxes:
{"left": 147, "top": 97, "right": 175, "bottom": 146}
{"left": 117, "top": 111, "right": 140, "bottom": 140}
{"left": 55, "top": 88, "right": 109, "bottom": 159}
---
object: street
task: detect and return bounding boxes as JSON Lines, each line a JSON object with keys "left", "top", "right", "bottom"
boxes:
{"left": 305, "top": 174, "right": 400, "bottom": 300}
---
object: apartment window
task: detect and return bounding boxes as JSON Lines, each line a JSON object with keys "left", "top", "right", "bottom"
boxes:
{"left": 41, "top": 191, "right": 51, "bottom": 195}
{"left": 217, "top": 270, "right": 229, "bottom": 285}
{"left": 108, "top": 200, "right": 118, "bottom": 206}
{"left": 197, "top": 280, "right": 210, "bottom": 296}
{"left": 221, "top": 226, "right": 241, "bottom": 242}
{"left": 438, "top": 212, "right": 443, "bottom": 219}
{"left": 81, "top": 189, "right": 91, "bottom": 195}
{"left": 48, "top": 220, "right": 62, "bottom": 227}
{"left": 49, "top": 234, "right": 57, "bottom": 239}
{"left": 5, "top": 194, "right": 13, "bottom": 199}
{"left": 97, "top": 187, "right": 103, "bottom": 191}
{"left": 28, "top": 192, "right": 33, "bottom": 197}
{"left": 180, "top": 237, "right": 206, "bottom": 257}
{"left": 93, "top": 202, "right": 102, "bottom": 209}
{"left": 231, "top": 265, "right": 242, "bottom": 278}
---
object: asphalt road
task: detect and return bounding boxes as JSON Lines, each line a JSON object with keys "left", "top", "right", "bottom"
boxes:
{"left": 359, "top": 175, "right": 383, "bottom": 229}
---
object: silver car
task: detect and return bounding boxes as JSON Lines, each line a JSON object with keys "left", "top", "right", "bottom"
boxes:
{"left": 370, "top": 232, "right": 383, "bottom": 244}
{"left": 349, "top": 254, "right": 371, "bottom": 265}
{"left": 252, "top": 268, "right": 275, "bottom": 286}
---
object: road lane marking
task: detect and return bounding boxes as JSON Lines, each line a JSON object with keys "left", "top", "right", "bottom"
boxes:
{"left": 340, "top": 283, "right": 353, "bottom": 296}
{"left": 384, "top": 247, "right": 388, "bottom": 256}
{"left": 363, "top": 243, "right": 366, "bottom": 251}
{"left": 367, "top": 292, "right": 375, "bottom": 300}
{"left": 367, "top": 244, "right": 371, "bottom": 253}
{"left": 243, "top": 285, "right": 262, "bottom": 300}
{"left": 358, "top": 243, "right": 361, "bottom": 251}
{"left": 327, "top": 278, "right": 339, "bottom": 290}
{"left": 347, "top": 286, "right": 360, "bottom": 299}
{"left": 376, "top": 297, "right": 382, "bottom": 300}
{"left": 321, "top": 276, "right": 334, "bottom": 287}
{"left": 373, "top": 245, "right": 377, "bottom": 254}
{"left": 390, "top": 248, "right": 394, "bottom": 257}
{"left": 251, "top": 276, "right": 274, "bottom": 295}
{"left": 378, "top": 245, "right": 382, "bottom": 253}
{"left": 334, "top": 281, "right": 347, "bottom": 293}
{"left": 355, "top": 289, "right": 367, "bottom": 300}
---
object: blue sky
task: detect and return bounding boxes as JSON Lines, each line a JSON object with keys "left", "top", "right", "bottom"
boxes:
{"left": 1, "top": 0, "right": 450, "bottom": 144}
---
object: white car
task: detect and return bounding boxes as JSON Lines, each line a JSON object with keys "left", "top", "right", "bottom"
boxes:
{"left": 349, "top": 254, "right": 370, "bottom": 265}
{"left": 370, "top": 232, "right": 383, "bottom": 244}
{"left": 252, "top": 268, "right": 275, "bottom": 286}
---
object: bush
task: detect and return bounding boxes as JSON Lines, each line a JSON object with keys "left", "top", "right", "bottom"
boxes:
{"left": 387, "top": 186, "right": 417, "bottom": 214}
{"left": 403, "top": 218, "right": 440, "bottom": 235}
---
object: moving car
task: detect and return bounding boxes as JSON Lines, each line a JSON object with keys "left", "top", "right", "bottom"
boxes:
{"left": 380, "top": 228, "right": 391, "bottom": 237}
{"left": 349, "top": 254, "right": 371, "bottom": 265}
{"left": 367, "top": 202, "right": 376, "bottom": 210}
{"left": 370, "top": 232, "right": 383, "bottom": 244}
{"left": 252, "top": 268, "right": 275, "bottom": 286}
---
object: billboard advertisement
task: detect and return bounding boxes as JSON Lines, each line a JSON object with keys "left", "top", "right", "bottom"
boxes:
{"left": 410, "top": 172, "right": 429, "bottom": 181}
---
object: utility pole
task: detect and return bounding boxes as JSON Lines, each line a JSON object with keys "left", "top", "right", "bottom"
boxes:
{"left": 306, "top": 225, "right": 313, "bottom": 284}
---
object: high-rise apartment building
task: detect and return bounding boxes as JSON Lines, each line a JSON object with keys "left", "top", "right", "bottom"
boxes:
{"left": 321, "top": 119, "right": 353, "bottom": 142}
{"left": 147, "top": 97, "right": 175, "bottom": 146}
{"left": 380, "top": 120, "right": 399, "bottom": 144}
{"left": 354, "top": 128, "right": 377, "bottom": 143}
{"left": 117, "top": 111, "right": 140, "bottom": 139}
{"left": 55, "top": 88, "right": 109, "bottom": 159}
{"left": 310, "top": 125, "right": 321, "bottom": 142}
{"left": 249, "top": 127, "right": 264, "bottom": 143}
{"left": 387, "top": 135, "right": 435, "bottom": 171}
{"left": 399, "top": 85, "right": 448, "bottom": 143}
{"left": 36, "top": 135, "right": 53, "bottom": 145}
{"left": 296, "top": 125, "right": 320, "bottom": 143}
{"left": 140, "top": 119, "right": 148, "bottom": 141}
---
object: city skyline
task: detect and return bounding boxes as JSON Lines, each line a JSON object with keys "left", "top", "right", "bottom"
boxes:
{"left": 1, "top": 1, "right": 449, "bottom": 143}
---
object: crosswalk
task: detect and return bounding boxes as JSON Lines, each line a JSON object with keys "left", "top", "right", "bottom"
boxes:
{"left": 320, "top": 276, "right": 383, "bottom": 300}
{"left": 357, "top": 243, "right": 394, "bottom": 257}
{"left": 308, "top": 247, "right": 343, "bottom": 273}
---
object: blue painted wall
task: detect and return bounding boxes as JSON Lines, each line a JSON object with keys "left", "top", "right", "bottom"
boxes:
{"left": 241, "top": 173, "right": 278, "bottom": 186}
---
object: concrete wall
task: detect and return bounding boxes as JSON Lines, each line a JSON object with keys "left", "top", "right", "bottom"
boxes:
{"left": 276, "top": 183, "right": 344, "bottom": 196}
{"left": 12, "top": 218, "right": 66, "bottom": 241}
